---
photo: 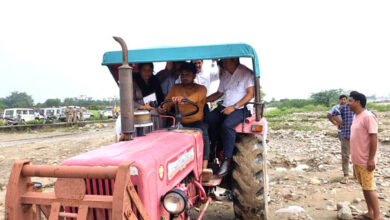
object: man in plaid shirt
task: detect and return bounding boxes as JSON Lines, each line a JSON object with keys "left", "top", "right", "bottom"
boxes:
{"left": 332, "top": 101, "right": 354, "bottom": 184}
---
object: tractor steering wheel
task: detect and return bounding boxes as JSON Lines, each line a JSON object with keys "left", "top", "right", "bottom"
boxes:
{"left": 159, "top": 98, "right": 199, "bottom": 118}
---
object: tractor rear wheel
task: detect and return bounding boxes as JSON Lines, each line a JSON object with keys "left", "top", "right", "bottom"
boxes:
{"left": 232, "top": 133, "right": 268, "bottom": 220}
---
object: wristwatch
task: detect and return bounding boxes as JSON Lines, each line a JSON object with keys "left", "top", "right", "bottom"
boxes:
{"left": 234, "top": 104, "right": 240, "bottom": 109}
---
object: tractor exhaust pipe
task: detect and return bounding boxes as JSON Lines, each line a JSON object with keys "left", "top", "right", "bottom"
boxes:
{"left": 113, "top": 36, "right": 134, "bottom": 140}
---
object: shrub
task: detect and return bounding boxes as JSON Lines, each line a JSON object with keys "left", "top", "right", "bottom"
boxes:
{"left": 89, "top": 104, "right": 106, "bottom": 110}
{"left": 26, "top": 120, "right": 44, "bottom": 125}
{"left": 0, "top": 120, "right": 3, "bottom": 126}
{"left": 86, "top": 110, "right": 108, "bottom": 120}
{"left": 301, "top": 104, "right": 328, "bottom": 111}
{"left": 267, "top": 99, "right": 316, "bottom": 109}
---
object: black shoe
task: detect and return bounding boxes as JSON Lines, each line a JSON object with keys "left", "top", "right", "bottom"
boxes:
{"left": 216, "top": 158, "right": 233, "bottom": 177}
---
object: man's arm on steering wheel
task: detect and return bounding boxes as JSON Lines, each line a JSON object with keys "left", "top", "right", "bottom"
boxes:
{"left": 158, "top": 86, "right": 206, "bottom": 116}
{"left": 158, "top": 85, "right": 176, "bottom": 113}
{"left": 158, "top": 96, "right": 185, "bottom": 113}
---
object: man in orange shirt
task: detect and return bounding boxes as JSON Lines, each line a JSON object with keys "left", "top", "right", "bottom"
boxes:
{"left": 158, "top": 62, "right": 210, "bottom": 173}
{"left": 348, "top": 91, "right": 380, "bottom": 220}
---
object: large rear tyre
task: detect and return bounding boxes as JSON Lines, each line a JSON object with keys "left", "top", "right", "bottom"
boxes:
{"left": 232, "top": 134, "right": 268, "bottom": 220}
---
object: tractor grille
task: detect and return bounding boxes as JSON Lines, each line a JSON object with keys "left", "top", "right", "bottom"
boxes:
{"left": 85, "top": 179, "right": 114, "bottom": 220}
{"left": 65, "top": 179, "right": 140, "bottom": 220}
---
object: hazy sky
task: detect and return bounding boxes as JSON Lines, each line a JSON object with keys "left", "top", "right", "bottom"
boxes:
{"left": 1, "top": 0, "right": 389, "bottom": 103}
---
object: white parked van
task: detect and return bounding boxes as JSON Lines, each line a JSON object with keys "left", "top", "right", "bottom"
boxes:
{"left": 104, "top": 107, "right": 113, "bottom": 118}
{"left": 3, "top": 108, "right": 35, "bottom": 124}
{"left": 38, "top": 108, "right": 58, "bottom": 119}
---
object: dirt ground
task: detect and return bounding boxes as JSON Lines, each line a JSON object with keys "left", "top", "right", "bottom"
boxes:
{"left": 1, "top": 111, "right": 390, "bottom": 219}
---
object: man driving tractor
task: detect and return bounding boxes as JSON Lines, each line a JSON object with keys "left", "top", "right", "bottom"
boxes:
{"left": 158, "top": 62, "right": 212, "bottom": 179}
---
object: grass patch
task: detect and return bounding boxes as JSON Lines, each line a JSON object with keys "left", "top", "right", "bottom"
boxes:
{"left": 88, "top": 110, "right": 99, "bottom": 117}
{"left": 367, "top": 103, "right": 390, "bottom": 112}
{"left": 26, "top": 120, "right": 44, "bottom": 125}
{"left": 264, "top": 105, "right": 328, "bottom": 117}
{"left": 268, "top": 120, "right": 320, "bottom": 131}
{"left": 266, "top": 115, "right": 294, "bottom": 122}
{"left": 301, "top": 104, "right": 328, "bottom": 112}
{"left": 319, "top": 113, "right": 327, "bottom": 119}
{"left": 86, "top": 110, "right": 108, "bottom": 121}
{"left": 268, "top": 122, "right": 291, "bottom": 130}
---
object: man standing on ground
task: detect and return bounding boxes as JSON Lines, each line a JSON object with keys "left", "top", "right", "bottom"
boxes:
{"left": 72, "top": 108, "right": 78, "bottom": 123}
{"left": 79, "top": 107, "right": 84, "bottom": 121}
{"left": 332, "top": 95, "right": 354, "bottom": 184}
{"left": 205, "top": 58, "right": 254, "bottom": 177}
{"left": 348, "top": 91, "right": 380, "bottom": 220}
{"left": 327, "top": 95, "right": 347, "bottom": 130}
{"left": 66, "top": 107, "right": 73, "bottom": 123}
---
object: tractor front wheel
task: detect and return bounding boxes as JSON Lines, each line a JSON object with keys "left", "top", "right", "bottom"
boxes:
{"left": 232, "top": 133, "right": 268, "bottom": 220}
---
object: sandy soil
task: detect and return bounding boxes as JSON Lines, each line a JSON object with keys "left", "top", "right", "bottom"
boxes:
{"left": 0, "top": 112, "right": 389, "bottom": 219}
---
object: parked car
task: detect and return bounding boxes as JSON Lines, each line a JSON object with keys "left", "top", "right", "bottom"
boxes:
{"left": 104, "top": 107, "right": 113, "bottom": 118}
{"left": 3, "top": 108, "right": 35, "bottom": 125}
{"left": 82, "top": 111, "right": 94, "bottom": 120}
{"left": 57, "top": 107, "right": 67, "bottom": 121}
{"left": 38, "top": 108, "right": 58, "bottom": 120}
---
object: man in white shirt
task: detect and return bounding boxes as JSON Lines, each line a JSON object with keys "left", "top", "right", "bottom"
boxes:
{"left": 205, "top": 58, "right": 254, "bottom": 177}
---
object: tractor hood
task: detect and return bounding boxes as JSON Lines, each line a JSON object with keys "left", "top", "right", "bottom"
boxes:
{"left": 62, "top": 129, "right": 202, "bottom": 169}
{"left": 61, "top": 129, "right": 204, "bottom": 185}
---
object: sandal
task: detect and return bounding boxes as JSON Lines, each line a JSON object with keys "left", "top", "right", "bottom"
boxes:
{"left": 354, "top": 214, "right": 372, "bottom": 220}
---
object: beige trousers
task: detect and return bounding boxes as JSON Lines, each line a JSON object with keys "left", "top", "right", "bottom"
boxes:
{"left": 340, "top": 136, "right": 350, "bottom": 176}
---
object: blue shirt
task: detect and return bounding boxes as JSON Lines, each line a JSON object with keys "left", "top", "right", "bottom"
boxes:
{"left": 329, "top": 105, "right": 342, "bottom": 122}
{"left": 329, "top": 104, "right": 342, "bottom": 132}
{"left": 332, "top": 104, "right": 354, "bottom": 139}
{"left": 160, "top": 75, "right": 176, "bottom": 96}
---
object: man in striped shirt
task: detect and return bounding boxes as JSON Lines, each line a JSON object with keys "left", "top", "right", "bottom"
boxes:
{"left": 332, "top": 97, "right": 354, "bottom": 184}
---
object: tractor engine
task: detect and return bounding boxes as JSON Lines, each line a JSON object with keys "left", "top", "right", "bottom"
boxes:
{"left": 61, "top": 129, "right": 205, "bottom": 219}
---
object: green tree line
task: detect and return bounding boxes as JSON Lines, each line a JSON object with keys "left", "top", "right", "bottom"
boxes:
{"left": 0, "top": 91, "right": 119, "bottom": 110}
{"left": 267, "top": 89, "right": 348, "bottom": 108}
{"left": 2, "top": 89, "right": 387, "bottom": 112}
{"left": 266, "top": 89, "right": 390, "bottom": 113}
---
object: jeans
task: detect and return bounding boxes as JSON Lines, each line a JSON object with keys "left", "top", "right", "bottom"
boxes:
{"left": 206, "top": 105, "right": 251, "bottom": 158}
{"left": 182, "top": 121, "right": 210, "bottom": 160}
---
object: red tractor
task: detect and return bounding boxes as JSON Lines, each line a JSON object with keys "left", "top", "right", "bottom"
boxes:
{"left": 5, "top": 37, "right": 268, "bottom": 220}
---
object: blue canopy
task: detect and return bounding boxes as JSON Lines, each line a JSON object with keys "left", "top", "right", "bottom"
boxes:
{"left": 102, "top": 43, "right": 260, "bottom": 77}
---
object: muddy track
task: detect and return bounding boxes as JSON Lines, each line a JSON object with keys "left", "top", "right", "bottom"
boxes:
{"left": 0, "top": 129, "right": 114, "bottom": 148}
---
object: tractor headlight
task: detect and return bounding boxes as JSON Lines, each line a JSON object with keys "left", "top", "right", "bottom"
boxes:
{"left": 162, "top": 189, "right": 187, "bottom": 215}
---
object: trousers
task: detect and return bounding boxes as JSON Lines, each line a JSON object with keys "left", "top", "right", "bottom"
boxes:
{"left": 206, "top": 105, "right": 250, "bottom": 158}
{"left": 182, "top": 121, "right": 210, "bottom": 160}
